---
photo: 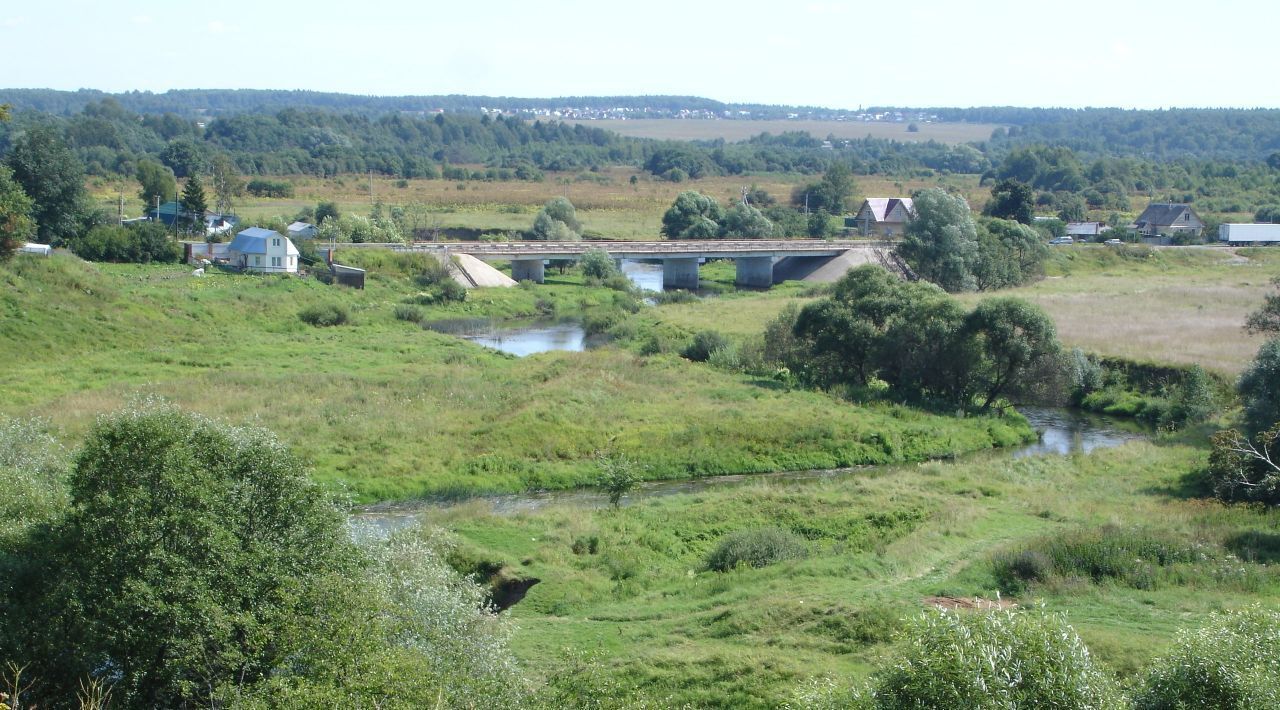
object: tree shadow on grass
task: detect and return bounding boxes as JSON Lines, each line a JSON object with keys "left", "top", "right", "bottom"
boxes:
{"left": 746, "top": 378, "right": 789, "bottom": 392}
{"left": 1139, "top": 466, "right": 1215, "bottom": 500}
{"left": 1225, "top": 530, "right": 1280, "bottom": 564}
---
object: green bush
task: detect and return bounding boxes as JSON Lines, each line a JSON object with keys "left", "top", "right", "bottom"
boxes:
{"left": 298, "top": 303, "right": 350, "bottom": 327}
{"left": 579, "top": 247, "right": 618, "bottom": 280}
{"left": 393, "top": 304, "right": 423, "bottom": 323}
{"left": 704, "top": 527, "right": 808, "bottom": 572}
{"left": 1133, "top": 606, "right": 1280, "bottom": 709}
{"left": 682, "top": 330, "right": 731, "bottom": 363}
{"left": 70, "top": 223, "right": 181, "bottom": 264}
{"left": 873, "top": 607, "right": 1127, "bottom": 709}
{"left": 246, "top": 178, "right": 295, "bottom": 198}
{"left": 990, "top": 525, "right": 1201, "bottom": 593}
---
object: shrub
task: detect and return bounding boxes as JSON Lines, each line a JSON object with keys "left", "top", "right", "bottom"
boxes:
{"left": 246, "top": 179, "right": 295, "bottom": 198}
{"left": 583, "top": 307, "right": 626, "bottom": 336}
{"left": 873, "top": 607, "right": 1127, "bottom": 709}
{"left": 1133, "top": 606, "right": 1280, "bottom": 709}
{"left": 990, "top": 525, "right": 1201, "bottom": 593}
{"left": 705, "top": 527, "right": 808, "bottom": 572}
{"left": 579, "top": 248, "right": 618, "bottom": 280}
{"left": 682, "top": 330, "right": 731, "bottom": 362}
{"left": 436, "top": 278, "right": 468, "bottom": 303}
{"left": 394, "top": 304, "right": 423, "bottom": 323}
{"left": 298, "top": 303, "right": 350, "bottom": 327}
{"left": 651, "top": 289, "right": 699, "bottom": 305}
{"left": 70, "top": 223, "right": 181, "bottom": 264}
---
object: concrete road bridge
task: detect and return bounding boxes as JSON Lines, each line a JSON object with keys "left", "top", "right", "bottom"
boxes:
{"left": 338, "top": 239, "right": 906, "bottom": 289}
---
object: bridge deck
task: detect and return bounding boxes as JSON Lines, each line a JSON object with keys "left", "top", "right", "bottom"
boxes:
{"left": 340, "top": 239, "right": 888, "bottom": 260}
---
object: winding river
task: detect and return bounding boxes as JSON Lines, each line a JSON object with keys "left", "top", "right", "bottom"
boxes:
{"left": 352, "top": 407, "right": 1148, "bottom": 534}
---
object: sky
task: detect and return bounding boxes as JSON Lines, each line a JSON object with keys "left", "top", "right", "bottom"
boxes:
{"left": 2, "top": 0, "right": 1277, "bottom": 109}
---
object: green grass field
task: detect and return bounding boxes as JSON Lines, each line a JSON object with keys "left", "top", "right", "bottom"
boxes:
{"left": 438, "top": 436, "right": 1279, "bottom": 707}
{"left": 0, "top": 254, "right": 1028, "bottom": 502}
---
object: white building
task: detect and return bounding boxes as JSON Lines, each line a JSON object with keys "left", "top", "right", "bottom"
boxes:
{"left": 1219, "top": 223, "right": 1280, "bottom": 245}
{"left": 287, "top": 221, "right": 318, "bottom": 239}
{"left": 850, "top": 198, "right": 915, "bottom": 237}
{"left": 226, "top": 228, "right": 300, "bottom": 273}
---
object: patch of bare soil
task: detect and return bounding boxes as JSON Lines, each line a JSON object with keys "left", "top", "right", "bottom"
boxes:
{"left": 923, "top": 596, "right": 1017, "bottom": 610}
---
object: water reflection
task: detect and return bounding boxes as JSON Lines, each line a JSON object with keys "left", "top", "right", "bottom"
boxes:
{"left": 424, "top": 319, "right": 600, "bottom": 357}
{"left": 620, "top": 259, "right": 664, "bottom": 292}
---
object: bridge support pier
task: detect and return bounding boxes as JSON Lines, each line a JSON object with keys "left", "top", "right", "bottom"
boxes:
{"left": 662, "top": 257, "right": 699, "bottom": 290}
{"left": 510, "top": 258, "right": 545, "bottom": 284}
{"left": 735, "top": 256, "right": 774, "bottom": 288}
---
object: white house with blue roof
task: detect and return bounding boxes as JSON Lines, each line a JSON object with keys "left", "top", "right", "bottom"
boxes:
{"left": 226, "top": 227, "right": 300, "bottom": 273}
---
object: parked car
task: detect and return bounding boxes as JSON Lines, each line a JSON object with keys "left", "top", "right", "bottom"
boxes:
{"left": 1048, "top": 236, "right": 1074, "bottom": 245}
{"left": 1104, "top": 238, "right": 1123, "bottom": 245}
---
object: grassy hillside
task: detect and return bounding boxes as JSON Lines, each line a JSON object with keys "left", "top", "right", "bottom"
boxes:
{"left": 0, "top": 254, "right": 1029, "bottom": 502}
{"left": 440, "top": 438, "right": 1280, "bottom": 707}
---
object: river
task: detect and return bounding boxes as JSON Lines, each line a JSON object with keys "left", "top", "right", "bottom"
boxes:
{"left": 351, "top": 407, "right": 1148, "bottom": 534}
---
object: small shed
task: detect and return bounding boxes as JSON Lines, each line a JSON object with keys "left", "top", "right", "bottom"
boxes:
{"left": 226, "top": 228, "right": 300, "bottom": 273}
{"left": 19, "top": 242, "right": 52, "bottom": 257}
{"left": 287, "top": 221, "right": 318, "bottom": 239}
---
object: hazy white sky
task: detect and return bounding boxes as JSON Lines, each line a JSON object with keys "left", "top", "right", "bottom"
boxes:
{"left": 2, "top": 0, "right": 1276, "bottom": 108}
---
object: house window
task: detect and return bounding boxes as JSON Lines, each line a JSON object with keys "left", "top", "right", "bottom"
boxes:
{"left": 254, "top": 256, "right": 261, "bottom": 265}
{"left": 272, "top": 257, "right": 281, "bottom": 268}
{"left": 272, "top": 238, "right": 281, "bottom": 246}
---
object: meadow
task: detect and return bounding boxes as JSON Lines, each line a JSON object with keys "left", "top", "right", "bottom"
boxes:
{"left": 87, "top": 171, "right": 989, "bottom": 240}
{"left": 572, "top": 119, "right": 1003, "bottom": 145}
{"left": 440, "top": 435, "right": 1280, "bottom": 707}
{"left": 645, "top": 247, "right": 1280, "bottom": 377}
{"left": 0, "top": 254, "right": 1028, "bottom": 502}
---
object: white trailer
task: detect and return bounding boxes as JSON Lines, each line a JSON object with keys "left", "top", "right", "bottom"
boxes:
{"left": 1219, "top": 223, "right": 1280, "bottom": 244}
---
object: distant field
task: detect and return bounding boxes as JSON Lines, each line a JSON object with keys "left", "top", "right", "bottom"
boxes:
{"left": 87, "top": 171, "right": 988, "bottom": 240}
{"left": 576, "top": 119, "right": 1003, "bottom": 144}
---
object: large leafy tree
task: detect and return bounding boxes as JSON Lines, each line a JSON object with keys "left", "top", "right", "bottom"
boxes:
{"left": 793, "top": 161, "right": 856, "bottom": 215}
{"left": 5, "top": 124, "right": 87, "bottom": 245}
{"left": 898, "top": 188, "right": 980, "bottom": 292}
{"left": 529, "top": 196, "right": 581, "bottom": 241}
{"left": 965, "top": 297, "right": 1061, "bottom": 410}
{"left": 982, "top": 178, "right": 1035, "bottom": 224}
{"left": 0, "top": 165, "right": 35, "bottom": 260}
{"left": 135, "top": 157, "right": 177, "bottom": 208}
{"left": 209, "top": 153, "right": 243, "bottom": 216}
{"left": 661, "top": 191, "right": 723, "bottom": 239}
{"left": 4, "top": 404, "right": 361, "bottom": 706}
{"left": 720, "top": 202, "right": 773, "bottom": 238}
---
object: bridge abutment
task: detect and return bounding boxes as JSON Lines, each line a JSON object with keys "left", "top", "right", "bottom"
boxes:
{"left": 510, "top": 258, "right": 545, "bottom": 284}
{"left": 662, "top": 257, "right": 700, "bottom": 290}
{"left": 735, "top": 256, "right": 774, "bottom": 288}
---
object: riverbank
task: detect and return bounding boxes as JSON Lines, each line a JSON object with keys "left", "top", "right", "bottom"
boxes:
{"left": 1, "top": 255, "right": 1031, "bottom": 502}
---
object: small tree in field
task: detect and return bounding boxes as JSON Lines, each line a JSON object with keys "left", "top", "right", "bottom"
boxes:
{"left": 596, "top": 454, "right": 642, "bottom": 509}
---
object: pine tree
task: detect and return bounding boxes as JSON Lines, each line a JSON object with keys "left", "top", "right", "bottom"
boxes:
{"left": 180, "top": 174, "right": 208, "bottom": 235}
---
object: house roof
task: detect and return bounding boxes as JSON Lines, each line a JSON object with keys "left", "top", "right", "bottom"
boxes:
{"left": 287, "top": 221, "right": 315, "bottom": 232}
{"left": 227, "top": 228, "right": 299, "bottom": 256}
{"left": 1133, "top": 203, "right": 1197, "bottom": 227}
{"left": 1065, "top": 221, "right": 1109, "bottom": 236}
{"left": 861, "top": 197, "right": 915, "bottom": 222}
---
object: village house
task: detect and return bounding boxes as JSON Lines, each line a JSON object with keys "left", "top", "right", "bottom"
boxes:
{"left": 1128, "top": 203, "right": 1204, "bottom": 243}
{"left": 225, "top": 227, "right": 300, "bottom": 273}
{"left": 849, "top": 197, "right": 915, "bottom": 237}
